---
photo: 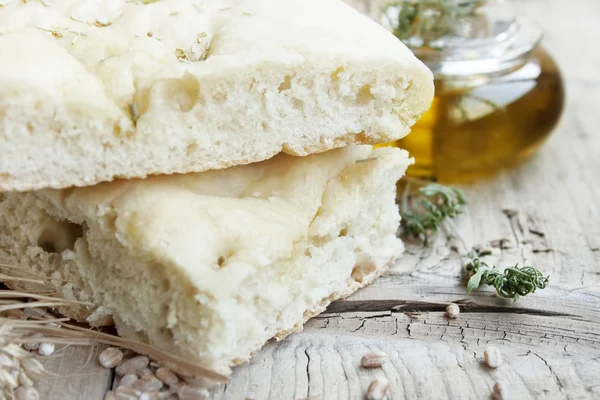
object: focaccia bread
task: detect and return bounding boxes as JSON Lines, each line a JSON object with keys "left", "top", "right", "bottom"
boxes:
{"left": 0, "top": 0, "right": 432, "bottom": 191}
{"left": 0, "top": 145, "right": 411, "bottom": 374}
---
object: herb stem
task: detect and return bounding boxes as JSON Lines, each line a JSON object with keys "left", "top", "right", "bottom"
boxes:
{"left": 465, "top": 253, "right": 550, "bottom": 301}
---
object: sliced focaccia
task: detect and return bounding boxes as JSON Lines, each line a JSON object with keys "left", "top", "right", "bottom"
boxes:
{"left": 0, "top": 0, "right": 432, "bottom": 191}
{"left": 0, "top": 145, "right": 411, "bottom": 374}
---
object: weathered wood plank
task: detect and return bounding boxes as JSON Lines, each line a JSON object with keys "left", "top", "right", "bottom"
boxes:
{"left": 35, "top": 344, "right": 113, "bottom": 400}
{"left": 213, "top": 311, "right": 600, "bottom": 400}
{"left": 34, "top": 0, "right": 600, "bottom": 398}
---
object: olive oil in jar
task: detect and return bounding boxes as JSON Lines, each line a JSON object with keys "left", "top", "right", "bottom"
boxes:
{"left": 371, "top": 0, "right": 566, "bottom": 183}
{"left": 394, "top": 47, "right": 564, "bottom": 183}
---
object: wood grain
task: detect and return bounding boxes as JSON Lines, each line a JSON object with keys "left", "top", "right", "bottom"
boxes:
{"left": 33, "top": 0, "right": 600, "bottom": 398}
{"left": 213, "top": 311, "right": 600, "bottom": 400}
{"left": 35, "top": 344, "right": 113, "bottom": 400}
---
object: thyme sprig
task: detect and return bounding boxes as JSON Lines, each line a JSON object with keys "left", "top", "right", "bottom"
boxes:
{"left": 385, "top": 0, "right": 482, "bottom": 45}
{"left": 398, "top": 181, "right": 549, "bottom": 300}
{"left": 401, "top": 183, "right": 466, "bottom": 236}
{"left": 465, "top": 253, "right": 549, "bottom": 301}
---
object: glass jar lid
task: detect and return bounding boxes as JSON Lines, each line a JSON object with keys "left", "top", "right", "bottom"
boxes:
{"left": 381, "top": 0, "right": 543, "bottom": 80}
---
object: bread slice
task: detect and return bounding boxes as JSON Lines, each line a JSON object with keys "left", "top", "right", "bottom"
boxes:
{"left": 0, "top": 145, "right": 411, "bottom": 374}
{"left": 0, "top": 0, "right": 432, "bottom": 192}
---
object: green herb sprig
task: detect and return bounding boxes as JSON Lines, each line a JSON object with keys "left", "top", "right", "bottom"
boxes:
{"left": 401, "top": 183, "right": 466, "bottom": 236}
{"left": 465, "top": 254, "right": 550, "bottom": 301}
{"left": 399, "top": 181, "right": 549, "bottom": 300}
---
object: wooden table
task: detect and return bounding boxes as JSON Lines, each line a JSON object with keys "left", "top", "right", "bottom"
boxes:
{"left": 35, "top": 0, "right": 600, "bottom": 398}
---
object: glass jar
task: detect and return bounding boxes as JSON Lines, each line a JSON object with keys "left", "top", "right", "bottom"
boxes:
{"left": 350, "top": 0, "right": 565, "bottom": 183}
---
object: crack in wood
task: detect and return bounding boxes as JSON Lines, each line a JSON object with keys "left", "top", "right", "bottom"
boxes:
{"left": 304, "top": 348, "right": 311, "bottom": 399}
{"left": 327, "top": 299, "right": 575, "bottom": 318}
{"left": 351, "top": 319, "right": 366, "bottom": 332}
{"left": 532, "top": 352, "right": 567, "bottom": 395}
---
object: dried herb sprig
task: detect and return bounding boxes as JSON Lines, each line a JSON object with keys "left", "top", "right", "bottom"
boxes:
{"left": 401, "top": 183, "right": 466, "bottom": 236}
{"left": 465, "top": 253, "right": 550, "bottom": 301}
{"left": 385, "top": 0, "right": 482, "bottom": 45}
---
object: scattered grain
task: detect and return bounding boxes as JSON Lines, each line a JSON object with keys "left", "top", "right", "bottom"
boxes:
{"left": 138, "top": 367, "right": 153, "bottom": 377}
{"left": 484, "top": 346, "right": 502, "bottom": 368}
{"left": 360, "top": 351, "right": 388, "bottom": 369}
{"left": 99, "top": 347, "right": 123, "bottom": 368}
{"left": 366, "top": 377, "right": 389, "bottom": 400}
{"left": 133, "top": 375, "right": 163, "bottom": 392}
{"left": 119, "top": 374, "right": 138, "bottom": 387}
{"left": 104, "top": 391, "right": 116, "bottom": 400}
{"left": 156, "top": 367, "right": 178, "bottom": 386}
{"left": 178, "top": 385, "right": 210, "bottom": 400}
{"left": 492, "top": 382, "right": 507, "bottom": 400}
{"left": 446, "top": 303, "right": 460, "bottom": 319}
{"left": 169, "top": 380, "right": 184, "bottom": 392}
{"left": 139, "top": 392, "right": 159, "bottom": 400}
{"left": 115, "top": 386, "right": 140, "bottom": 400}
{"left": 37, "top": 343, "right": 54, "bottom": 356}
{"left": 116, "top": 356, "right": 149, "bottom": 376}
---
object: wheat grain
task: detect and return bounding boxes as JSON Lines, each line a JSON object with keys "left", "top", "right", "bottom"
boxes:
{"left": 99, "top": 347, "right": 123, "bottom": 368}
{"left": 132, "top": 375, "right": 162, "bottom": 392}
{"left": 0, "top": 267, "right": 227, "bottom": 397}
{"left": 366, "top": 377, "right": 389, "bottom": 400}
{"left": 116, "top": 356, "right": 150, "bottom": 376}
{"left": 156, "top": 367, "right": 178, "bottom": 386}
{"left": 177, "top": 385, "right": 210, "bottom": 400}
{"left": 360, "top": 351, "right": 388, "bottom": 368}
{"left": 119, "top": 374, "right": 138, "bottom": 388}
{"left": 484, "top": 347, "right": 502, "bottom": 368}
{"left": 446, "top": 303, "right": 460, "bottom": 319}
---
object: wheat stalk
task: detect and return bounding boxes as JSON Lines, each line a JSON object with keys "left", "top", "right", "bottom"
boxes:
{"left": 0, "top": 267, "right": 228, "bottom": 397}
